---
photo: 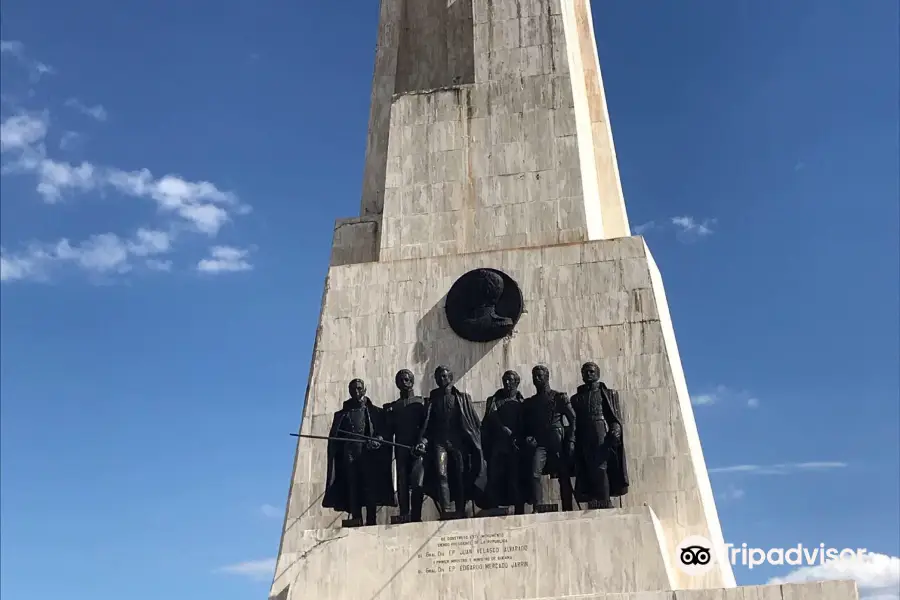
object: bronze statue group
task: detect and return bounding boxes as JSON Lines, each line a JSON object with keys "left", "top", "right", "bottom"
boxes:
{"left": 321, "top": 362, "right": 629, "bottom": 526}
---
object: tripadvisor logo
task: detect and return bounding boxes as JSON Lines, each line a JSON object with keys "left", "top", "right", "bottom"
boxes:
{"left": 676, "top": 535, "right": 717, "bottom": 576}
{"left": 675, "top": 535, "right": 870, "bottom": 575}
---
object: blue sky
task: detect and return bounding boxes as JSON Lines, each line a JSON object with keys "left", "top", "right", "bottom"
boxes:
{"left": 1, "top": 1, "right": 898, "bottom": 599}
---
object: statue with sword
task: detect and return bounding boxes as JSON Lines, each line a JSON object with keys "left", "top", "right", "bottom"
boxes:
{"left": 302, "top": 379, "right": 396, "bottom": 526}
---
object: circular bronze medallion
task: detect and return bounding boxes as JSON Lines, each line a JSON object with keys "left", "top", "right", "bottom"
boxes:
{"left": 445, "top": 268, "right": 524, "bottom": 343}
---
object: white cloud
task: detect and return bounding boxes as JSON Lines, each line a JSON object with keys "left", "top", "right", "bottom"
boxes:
{"left": 145, "top": 258, "right": 172, "bottom": 272}
{"left": 692, "top": 392, "right": 718, "bottom": 406}
{"left": 633, "top": 221, "right": 656, "bottom": 235}
{"left": 260, "top": 504, "right": 281, "bottom": 518}
{"left": 0, "top": 40, "right": 24, "bottom": 55}
{"left": 0, "top": 39, "right": 54, "bottom": 82}
{"left": 54, "top": 234, "right": 132, "bottom": 274}
{"left": 718, "top": 485, "right": 745, "bottom": 501}
{"left": 1, "top": 229, "right": 173, "bottom": 282}
{"left": 58, "top": 131, "right": 82, "bottom": 151}
{"left": 769, "top": 552, "right": 899, "bottom": 600}
{"left": 1, "top": 250, "right": 45, "bottom": 282}
{"left": 0, "top": 112, "right": 48, "bottom": 152}
{"left": 34, "top": 159, "right": 97, "bottom": 202}
{"left": 691, "top": 384, "right": 759, "bottom": 409}
{"left": 709, "top": 462, "right": 847, "bottom": 475}
{"left": 672, "top": 215, "right": 716, "bottom": 238}
{"left": 64, "top": 98, "right": 108, "bottom": 122}
{"left": 106, "top": 168, "right": 241, "bottom": 235}
{"left": 630, "top": 215, "right": 716, "bottom": 241}
{"left": 2, "top": 124, "right": 244, "bottom": 231}
{"left": 127, "top": 229, "right": 171, "bottom": 257}
{"left": 1, "top": 41, "right": 253, "bottom": 284}
{"left": 216, "top": 558, "right": 275, "bottom": 581}
{"left": 197, "top": 246, "right": 252, "bottom": 273}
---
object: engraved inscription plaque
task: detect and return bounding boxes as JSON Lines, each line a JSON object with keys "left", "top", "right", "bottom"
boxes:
{"left": 415, "top": 531, "right": 531, "bottom": 575}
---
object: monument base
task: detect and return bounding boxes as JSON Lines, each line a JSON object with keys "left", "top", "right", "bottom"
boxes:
{"left": 268, "top": 507, "right": 857, "bottom": 600}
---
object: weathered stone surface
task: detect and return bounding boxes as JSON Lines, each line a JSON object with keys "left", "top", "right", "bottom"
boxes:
{"left": 275, "top": 238, "right": 735, "bottom": 592}
{"left": 330, "top": 217, "right": 379, "bottom": 266}
{"left": 271, "top": 507, "right": 676, "bottom": 600}
{"left": 268, "top": 508, "right": 858, "bottom": 600}
{"left": 359, "top": 0, "right": 630, "bottom": 247}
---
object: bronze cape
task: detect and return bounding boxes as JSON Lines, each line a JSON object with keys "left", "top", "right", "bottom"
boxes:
{"left": 419, "top": 386, "right": 489, "bottom": 510}
{"left": 322, "top": 397, "right": 397, "bottom": 513}
{"left": 572, "top": 383, "right": 630, "bottom": 501}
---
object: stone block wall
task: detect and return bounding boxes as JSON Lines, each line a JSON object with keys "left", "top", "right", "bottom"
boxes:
{"left": 380, "top": 84, "right": 589, "bottom": 260}
{"left": 330, "top": 217, "right": 379, "bottom": 267}
{"left": 276, "top": 236, "right": 733, "bottom": 590}
{"left": 360, "top": 0, "right": 629, "bottom": 245}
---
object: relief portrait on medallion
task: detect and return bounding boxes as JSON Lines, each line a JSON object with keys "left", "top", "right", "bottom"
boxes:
{"left": 445, "top": 268, "right": 524, "bottom": 343}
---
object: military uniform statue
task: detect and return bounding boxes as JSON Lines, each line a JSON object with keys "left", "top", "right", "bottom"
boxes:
{"left": 522, "top": 365, "right": 577, "bottom": 511}
{"left": 570, "top": 362, "right": 629, "bottom": 508}
{"left": 322, "top": 379, "right": 396, "bottom": 525}
{"left": 416, "top": 365, "right": 488, "bottom": 517}
{"left": 383, "top": 369, "right": 427, "bottom": 522}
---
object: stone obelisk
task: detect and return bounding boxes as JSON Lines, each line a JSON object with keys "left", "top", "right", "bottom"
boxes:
{"left": 268, "top": 1, "right": 858, "bottom": 598}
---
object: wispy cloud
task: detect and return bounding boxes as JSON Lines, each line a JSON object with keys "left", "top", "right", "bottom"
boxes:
{"left": 1, "top": 116, "right": 245, "bottom": 232}
{"left": 770, "top": 552, "right": 899, "bottom": 600}
{"left": 691, "top": 385, "right": 760, "bottom": 409}
{"left": 632, "top": 215, "right": 716, "bottom": 242}
{"left": 198, "top": 246, "right": 253, "bottom": 274}
{"left": 146, "top": 258, "right": 172, "bottom": 272}
{"left": 709, "top": 462, "right": 847, "bottom": 475}
{"left": 692, "top": 391, "right": 718, "bottom": 406}
{"left": 0, "top": 111, "right": 48, "bottom": 152}
{"left": 717, "top": 485, "right": 745, "bottom": 501}
{"left": 671, "top": 215, "right": 716, "bottom": 239}
{"left": 633, "top": 221, "right": 656, "bottom": 235}
{"left": 106, "top": 168, "right": 245, "bottom": 235}
{"left": 0, "top": 39, "right": 54, "bottom": 82}
{"left": 1, "top": 41, "right": 253, "bottom": 283}
{"left": 58, "top": 130, "right": 82, "bottom": 151}
{"left": 260, "top": 504, "right": 282, "bottom": 518}
{"left": 1, "top": 229, "right": 173, "bottom": 282}
{"left": 216, "top": 558, "right": 275, "bottom": 581}
{"left": 64, "top": 98, "right": 108, "bottom": 122}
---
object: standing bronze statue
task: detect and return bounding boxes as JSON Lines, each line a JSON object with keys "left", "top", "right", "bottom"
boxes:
{"left": 570, "top": 362, "right": 629, "bottom": 508}
{"left": 322, "top": 379, "right": 396, "bottom": 525}
{"left": 482, "top": 370, "right": 527, "bottom": 515}
{"left": 415, "top": 365, "right": 487, "bottom": 517}
{"left": 383, "top": 369, "right": 427, "bottom": 522}
{"left": 522, "top": 365, "right": 577, "bottom": 511}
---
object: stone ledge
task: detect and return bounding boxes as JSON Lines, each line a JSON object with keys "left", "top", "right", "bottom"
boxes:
{"left": 269, "top": 507, "right": 676, "bottom": 600}
{"left": 330, "top": 216, "right": 380, "bottom": 266}
{"left": 513, "top": 580, "right": 858, "bottom": 599}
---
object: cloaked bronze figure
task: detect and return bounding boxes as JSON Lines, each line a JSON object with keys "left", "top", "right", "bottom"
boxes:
{"left": 570, "top": 362, "right": 629, "bottom": 508}
{"left": 416, "top": 365, "right": 487, "bottom": 517}
{"left": 322, "top": 379, "right": 396, "bottom": 525}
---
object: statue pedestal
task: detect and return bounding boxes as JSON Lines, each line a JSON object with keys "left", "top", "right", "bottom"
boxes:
{"left": 272, "top": 237, "right": 859, "bottom": 600}
{"left": 268, "top": 507, "right": 857, "bottom": 600}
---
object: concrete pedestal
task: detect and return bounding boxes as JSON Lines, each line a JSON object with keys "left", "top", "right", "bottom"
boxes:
{"left": 268, "top": 508, "right": 857, "bottom": 600}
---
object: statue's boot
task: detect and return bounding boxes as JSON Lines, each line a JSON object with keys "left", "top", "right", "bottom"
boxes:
{"left": 365, "top": 505, "right": 377, "bottom": 526}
